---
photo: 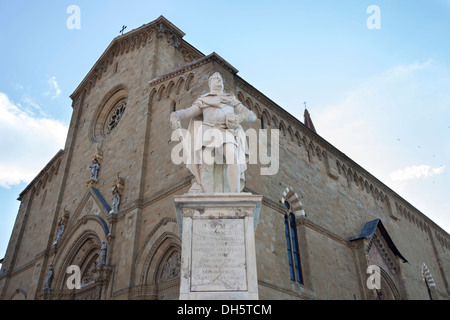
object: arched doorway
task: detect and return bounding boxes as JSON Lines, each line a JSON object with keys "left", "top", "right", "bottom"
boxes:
{"left": 374, "top": 266, "right": 401, "bottom": 300}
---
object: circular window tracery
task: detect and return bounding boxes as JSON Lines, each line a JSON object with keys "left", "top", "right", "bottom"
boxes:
{"left": 106, "top": 101, "right": 127, "bottom": 134}
{"left": 91, "top": 85, "right": 128, "bottom": 142}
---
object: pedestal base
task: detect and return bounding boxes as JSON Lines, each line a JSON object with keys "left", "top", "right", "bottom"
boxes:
{"left": 174, "top": 193, "right": 262, "bottom": 300}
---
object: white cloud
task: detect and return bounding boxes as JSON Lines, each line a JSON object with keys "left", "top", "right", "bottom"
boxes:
{"left": 389, "top": 165, "right": 446, "bottom": 190}
{"left": 314, "top": 59, "right": 450, "bottom": 178}
{"left": 313, "top": 60, "right": 450, "bottom": 233}
{"left": 0, "top": 92, "right": 68, "bottom": 188}
{"left": 44, "top": 75, "right": 62, "bottom": 99}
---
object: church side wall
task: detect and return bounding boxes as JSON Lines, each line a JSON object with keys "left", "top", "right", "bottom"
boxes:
{"left": 235, "top": 78, "right": 450, "bottom": 300}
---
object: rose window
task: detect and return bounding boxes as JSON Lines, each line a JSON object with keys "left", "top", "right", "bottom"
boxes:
{"left": 107, "top": 101, "right": 127, "bottom": 134}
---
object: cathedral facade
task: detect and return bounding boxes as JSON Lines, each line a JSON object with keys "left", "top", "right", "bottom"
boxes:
{"left": 0, "top": 16, "right": 449, "bottom": 300}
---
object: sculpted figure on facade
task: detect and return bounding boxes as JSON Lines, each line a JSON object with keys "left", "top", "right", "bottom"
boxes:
{"left": 43, "top": 266, "right": 54, "bottom": 291}
{"left": 97, "top": 240, "right": 107, "bottom": 266}
{"left": 88, "top": 158, "right": 100, "bottom": 182}
{"left": 53, "top": 217, "right": 65, "bottom": 245}
{"left": 170, "top": 72, "right": 256, "bottom": 193}
{"left": 109, "top": 186, "right": 121, "bottom": 214}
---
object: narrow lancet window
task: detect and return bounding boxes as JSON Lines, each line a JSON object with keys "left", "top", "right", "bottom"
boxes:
{"left": 284, "top": 200, "right": 304, "bottom": 284}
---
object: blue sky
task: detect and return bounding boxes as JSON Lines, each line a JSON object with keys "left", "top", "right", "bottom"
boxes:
{"left": 0, "top": 0, "right": 449, "bottom": 258}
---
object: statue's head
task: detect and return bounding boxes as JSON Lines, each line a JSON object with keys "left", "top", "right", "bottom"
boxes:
{"left": 208, "top": 72, "right": 224, "bottom": 93}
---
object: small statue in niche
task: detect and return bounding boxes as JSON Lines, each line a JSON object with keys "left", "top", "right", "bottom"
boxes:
{"left": 53, "top": 210, "right": 69, "bottom": 245}
{"left": 88, "top": 158, "right": 100, "bottom": 182}
{"left": 97, "top": 240, "right": 107, "bottom": 267}
{"left": 53, "top": 218, "right": 65, "bottom": 245}
{"left": 109, "top": 173, "right": 124, "bottom": 214}
{"left": 43, "top": 265, "right": 54, "bottom": 291}
{"left": 109, "top": 186, "right": 121, "bottom": 214}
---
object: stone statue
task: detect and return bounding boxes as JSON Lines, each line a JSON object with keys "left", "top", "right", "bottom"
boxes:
{"left": 109, "top": 186, "right": 121, "bottom": 214}
{"left": 97, "top": 240, "right": 107, "bottom": 266}
{"left": 43, "top": 266, "right": 54, "bottom": 291}
{"left": 170, "top": 72, "right": 256, "bottom": 193}
{"left": 53, "top": 218, "right": 65, "bottom": 245}
{"left": 89, "top": 159, "right": 100, "bottom": 181}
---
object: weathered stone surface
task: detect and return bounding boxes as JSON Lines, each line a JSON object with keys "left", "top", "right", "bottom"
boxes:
{"left": 191, "top": 218, "right": 247, "bottom": 291}
{"left": 175, "top": 193, "right": 261, "bottom": 300}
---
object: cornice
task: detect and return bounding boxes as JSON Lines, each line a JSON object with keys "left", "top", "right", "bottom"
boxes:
{"left": 69, "top": 16, "right": 202, "bottom": 101}
{"left": 18, "top": 149, "right": 64, "bottom": 200}
{"left": 148, "top": 52, "right": 238, "bottom": 88}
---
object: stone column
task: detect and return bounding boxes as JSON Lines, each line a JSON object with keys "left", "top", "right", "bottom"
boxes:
{"left": 174, "top": 193, "right": 262, "bottom": 300}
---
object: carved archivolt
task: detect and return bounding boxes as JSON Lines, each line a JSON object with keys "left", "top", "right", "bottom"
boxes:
{"left": 134, "top": 217, "right": 180, "bottom": 289}
{"left": 53, "top": 230, "right": 102, "bottom": 291}
{"left": 8, "top": 288, "right": 27, "bottom": 300}
{"left": 157, "top": 250, "right": 181, "bottom": 283}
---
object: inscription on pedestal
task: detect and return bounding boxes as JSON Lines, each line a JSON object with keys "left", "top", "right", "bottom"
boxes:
{"left": 191, "top": 218, "right": 247, "bottom": 292}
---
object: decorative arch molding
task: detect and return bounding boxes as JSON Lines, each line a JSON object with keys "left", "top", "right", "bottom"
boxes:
{"left": 134, "top": 218, "right": 180, "bottom": 287}
{"left": 8, "top": 288, "right": 28, "bottom": 300}
{"left": 152, "top": 243, "right": 181, "bottom": 300}
{"left": 143, "top": 234, "right": 181, "bottom": 286}
{"left": 261, "top": 110, "right": 271, "bottom": 127}
{"left": 51, "top": 191, "right": 111, "bottom": 292}
{"left": 373, "top": 266, "right": 402, "bottom": 300}
{"left": 66, "top": 188, "right": 111, "bottom": 236}
{"left": 281, "top": 186, "right": 305, "bottom": 218}
{"left": 175, "top": 76, "right": 186, "bottom": 95}
{"left": 52, "top": 230, "right": 103, "bottom": 291}
{"left": 155, "top": 247, "right": 181, "bottom": 285}
{"left": 91, "top": 84, "right": 129, "bottom": 142}
{"left": 131, "top": 233, "right": 181, "bottom": 300}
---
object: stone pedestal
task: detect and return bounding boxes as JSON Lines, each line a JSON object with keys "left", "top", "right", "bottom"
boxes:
{"left": 174, "top": 193, "right": 262, "bottom": 300}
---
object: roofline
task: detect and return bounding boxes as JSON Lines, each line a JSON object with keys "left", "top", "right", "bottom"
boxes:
{"left": 65, "top": 16, "right": 449, "bottom": 240}
{"left": 69, "top": 15, "right": 199, "bottom": 101}
{"left": 18, "top": 149, "right": 64, "bottom": 200}
{"left": 147, "top": 51, "right": 449, "bottom": 239}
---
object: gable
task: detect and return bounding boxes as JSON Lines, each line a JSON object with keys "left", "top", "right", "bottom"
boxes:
{"left": 68, "top": 187, "right": 111, "bottom": 235}
{"left": 350, "top": 218, "right": 408, "bottom": 263}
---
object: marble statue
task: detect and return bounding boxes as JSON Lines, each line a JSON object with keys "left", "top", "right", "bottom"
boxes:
{"left": 43, "top": 266, "right": 54, "bottom": 291}
{"left": 170, "top": 72, "right": 256, "bottom": 193}
{"left": 109, "top": 186, "right": 121, "bottom": 214}
{"left": 89, "top": 159, "right": 100, "bottom": 181}
{"left": 97, "top": 240, "right": 107, "bottom": 266}
{"left": 53, "top": 218, "right": 65, "bottom": 245}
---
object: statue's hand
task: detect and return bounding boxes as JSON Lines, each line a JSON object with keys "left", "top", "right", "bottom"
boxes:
{"left": 170, "top": 112, "right": 181, "bottom": 130}
{"left": 236, "top": 113, "right": 246, "bottom": 123}
{"left": 226, "top": 113, "right": 239, "bottom": 129}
